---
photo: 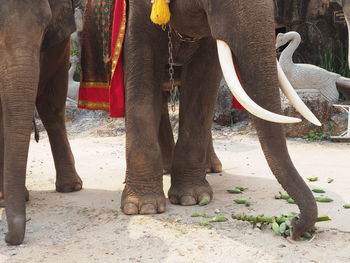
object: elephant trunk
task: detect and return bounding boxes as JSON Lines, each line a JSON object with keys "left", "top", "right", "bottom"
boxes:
{"left": 255, "top": 120, "right": 318, "bottom": 239}
{"left": 214, "top": 1, "right": 317, "bottom": 237}
{"left": 241, "top": 52, "right": 317, "bottom": 239}
{"left": 1, "top": 49, "right": 40, "bottom": 245}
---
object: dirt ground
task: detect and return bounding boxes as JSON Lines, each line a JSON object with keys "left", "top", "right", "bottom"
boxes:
{"left": 0, "top": 116, "right": 349, "bottom": 263}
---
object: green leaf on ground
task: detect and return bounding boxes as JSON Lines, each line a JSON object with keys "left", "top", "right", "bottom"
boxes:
{"left": 198, "top": 199, "right": 209, "bottom": 206}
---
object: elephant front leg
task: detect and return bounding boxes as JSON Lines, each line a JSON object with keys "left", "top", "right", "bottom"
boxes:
{"left": 1, "top": 90, "right": 38, "bottom": 245}
{"left": 36, "top": 39, "right": 82, "bottom": 193}
{"left": 122, "top": 40, "right": 167, "bottom": 214}
{"left": 168, "top": 38, "right": 221, "bottom": 206}
{"left": 122, "top": 99, "right": 165, "bottom": 214}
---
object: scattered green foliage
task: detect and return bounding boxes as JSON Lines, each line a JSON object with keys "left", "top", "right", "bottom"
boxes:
{"left": 343, "top": 204, "right": 350, "bottom": 209}
{"left": 227, "top": 188, "right": 242, "bottom": 194}
{"left": 233, "top": 198, "right": 251, "bottom": 206}
{"left": 232, "top": 213, "right": 331, "bottom": 239}
{"left": 191, "top": 212, "right": 208, "bottom": 218}
{"left": 312, "top": 188, "right": 326, "bottom": 194}
{"left": 287, "top": 198, "right": 295, "bottom": 204}
{"left": 227, "top": 186, "right": 248, "bottom": 194}
{"left": 315, "top": 196, "right": 334, "bottom": 203}
{"left": 316, "top": 216, "right": 331, "bottom": 222}
{"left": 199, "top": 221, "right": 213, "bottom": 228}
{"left": 303, "top": 128, "right": 330, "bottom": 141}
{"left": 275, "top": 191, "right": 290, "bottom": 200}
{"left": 307, "top": 177, "right": 319, "bottom": 182}
{"left": 210, "top": 216, "right": 228, "bottom": 222}
{"left": 198, "top": 199, "right": 209, "bottom": 206}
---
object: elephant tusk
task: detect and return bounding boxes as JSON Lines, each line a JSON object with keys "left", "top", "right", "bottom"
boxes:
{"left": 276, "top": 60, "right": 321, "bottom": 126}
{"left": 216, "top": 40, "right": 301, "bottom": 124}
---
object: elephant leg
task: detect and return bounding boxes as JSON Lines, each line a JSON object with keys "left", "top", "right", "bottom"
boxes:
{"left": 159, "top": 91, "right": 222, "bottom": 174}
{"left": 168, "top": 38, "right": 221, "bottom": 205}
{"left": 205, "top": 134, "right": 222, "bottom": 173}
{"left": 122, "top": 19, "right": 168, "bottom": 214}
{"left": 0, "top": 101, "right": 29, "bottom": 208}
{"left": 1, "top": 87, "right": 37, "bottom": 245}
{"left": 36, "top": 39, "right": 82, "bottom": 193}
{"left": 159, "top": 92, "right": 175, "bottom": 174}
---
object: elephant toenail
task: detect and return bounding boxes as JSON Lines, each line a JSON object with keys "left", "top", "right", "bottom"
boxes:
{"left": 180, "top": 195, "right": 196, "bottom": 206}
{"left": 123, "top": 203, "right": 139, "bottom": 215}
{"left": 140, "top": 204, "right": 157, "bottom": 214}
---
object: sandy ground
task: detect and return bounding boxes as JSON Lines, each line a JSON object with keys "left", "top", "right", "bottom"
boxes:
{"left": 0, "top": 121, "right": 350, "bottom": 263}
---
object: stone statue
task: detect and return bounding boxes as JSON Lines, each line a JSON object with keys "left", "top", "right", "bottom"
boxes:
{"left": 276, "top": 31, "right": 350, "bottom": 102}
{"left": 67, "top": 56, "right": 80, "bottom": 102}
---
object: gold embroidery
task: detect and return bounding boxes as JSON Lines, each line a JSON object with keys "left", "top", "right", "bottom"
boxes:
{"left": 78, "top": 100, "right": 110, "bottom": 110}
{"left": 111, "top": 0, "right": 126, "bottom": 79}
{"left": 80, "top": 82, "right": 110, "bottom": 89}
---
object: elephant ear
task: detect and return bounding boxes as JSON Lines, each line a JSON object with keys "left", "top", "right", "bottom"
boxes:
{"left": 42, "top": 0, "right": 76, "bottom": 51}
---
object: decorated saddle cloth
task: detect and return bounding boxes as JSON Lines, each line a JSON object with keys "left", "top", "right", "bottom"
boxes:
{"left": 78, "top": 0, "right": 126, "bottom": 117}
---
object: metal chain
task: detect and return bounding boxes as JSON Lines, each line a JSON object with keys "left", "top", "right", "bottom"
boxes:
{"left": 167, "top": 26, "right": 177, "bottom": 112}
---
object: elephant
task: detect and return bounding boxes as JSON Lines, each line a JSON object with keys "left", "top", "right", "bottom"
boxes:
{"left": 0, "top": 0, "right": 82, "bottom": 245}
{"left": 122, "top": 0, "right": 322, "bottom": 240}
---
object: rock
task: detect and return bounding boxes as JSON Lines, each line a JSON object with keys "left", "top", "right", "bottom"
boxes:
{"left": 214, "top": 80, "right": 232, "bottom": 126}
{"left": 330, "top": 110, "right": 349, "bottom": 136}
{"left": 281, "top": 92, "right": 334, "bottom": 137}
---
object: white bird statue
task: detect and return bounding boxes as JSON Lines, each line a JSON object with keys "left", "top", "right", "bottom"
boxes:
{"left": 67, "top": 56, "right": 80, "bottom": 103}
{"left": 276, "top": 31, "right": 350, "bottom": 103}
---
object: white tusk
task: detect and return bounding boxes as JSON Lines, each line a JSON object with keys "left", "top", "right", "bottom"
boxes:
{"left": 276, "top": 60, "right": 321, "bottom": 126}
{"left": 216, "top": 40, "right": 301, "bottom": 124}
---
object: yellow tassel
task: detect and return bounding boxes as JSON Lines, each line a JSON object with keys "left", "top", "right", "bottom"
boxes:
{"left": 150, "top": 0, "right": 171, "bottom": 25}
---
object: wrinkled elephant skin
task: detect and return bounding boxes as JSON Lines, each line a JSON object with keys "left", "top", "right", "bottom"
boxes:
{"left": 123, "top": 0, "right": 318, "bottom": 240}
{"left": 0, "top": 0, "right": 82, "bottom": 245}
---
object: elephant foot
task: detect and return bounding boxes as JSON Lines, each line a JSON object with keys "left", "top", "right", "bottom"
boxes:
{"left": 56, "top": 173, "right": 83, "bottom": 193}
{"left": 206, "top": 153, "right": 223, "bottom": 174}
{"left": 5, "top": 216, "right": 26, "bottom": 246}
{"left": 168, "top": 178, "right": 213, "bottom": 206}
{"left": 121, "top": 183, "right": 166, "bottom": 215}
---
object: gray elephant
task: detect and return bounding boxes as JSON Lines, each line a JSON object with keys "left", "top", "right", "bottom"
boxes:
{"left": 123, "top": 0, "right": 322, "bottom": 240}
{"left": 0, "top": 0, "right": 82, "bottom": 245}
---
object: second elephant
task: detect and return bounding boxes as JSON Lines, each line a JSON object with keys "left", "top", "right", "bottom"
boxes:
{"left": 122, "top": 0, "right": 319, "bottom": 240}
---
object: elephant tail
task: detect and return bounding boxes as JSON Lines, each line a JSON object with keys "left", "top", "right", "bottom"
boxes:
{"left": 33, "top": 116, "right": 40, "bottom": 143}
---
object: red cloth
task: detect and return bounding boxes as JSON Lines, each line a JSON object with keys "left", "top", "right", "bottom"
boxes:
{"left": 109, "top": 0, "right": 125, "bottom": 117}
{"left": 231, "top": 60, "right": 246, "bottom": 111}
{"left": 78, "top": 0, "right": 126, "bottom": 117}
